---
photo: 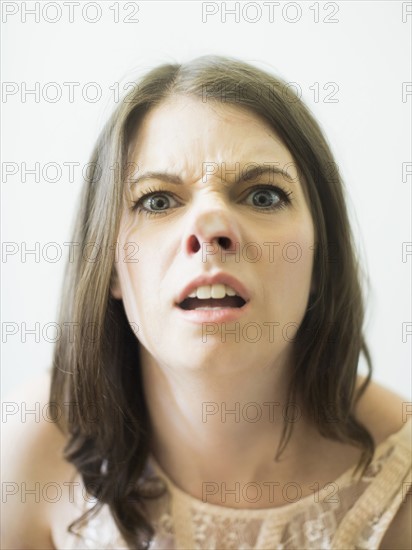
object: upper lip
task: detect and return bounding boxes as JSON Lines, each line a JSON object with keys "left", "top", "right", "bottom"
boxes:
{"left": 175, "top": 272, "right": 251, "bottom": 305}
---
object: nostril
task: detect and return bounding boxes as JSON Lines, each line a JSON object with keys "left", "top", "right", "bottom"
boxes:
{"left": 186, "top": 235, "right": 232, "bottom": 254}
{"left": 218, "top": 236, "right": 231, "bottom": 250}
{"left": 188, "top": 235, "right": 201, "bottom": 253}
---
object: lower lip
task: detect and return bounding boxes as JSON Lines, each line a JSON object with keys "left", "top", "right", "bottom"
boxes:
{"left": 174, "top": 302, "right": 250, "bottom": 324}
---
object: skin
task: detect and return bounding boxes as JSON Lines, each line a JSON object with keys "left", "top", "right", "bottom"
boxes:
{"left": 110, "top": 95, "right": 365, "bottom": 506}
{"left": 1, "top": 374, "right": 409, "bottom": 548}
{"left": 114, "top": 95, "right": 316, "bottom": 365}
{"left": 1, "top": 96, "right": 410, "bottom": 546}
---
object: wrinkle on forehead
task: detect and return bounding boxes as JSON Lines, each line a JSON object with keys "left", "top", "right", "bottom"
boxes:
{"left": 127, "top": 95, "right": 294, "bottom": 187}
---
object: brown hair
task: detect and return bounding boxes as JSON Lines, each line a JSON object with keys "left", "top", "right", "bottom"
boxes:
{"left": 50, "top": 55, "right": 374, "bottom": 549}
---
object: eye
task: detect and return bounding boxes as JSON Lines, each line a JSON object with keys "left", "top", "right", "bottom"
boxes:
{"left": 144, "top": 193, "right": 176, "bottom": 211}
{"left": 243, "top": 185, "right": 292, "bottom": 210}
{"left": 131, "top": 188, "right": 180, "bottom": 216}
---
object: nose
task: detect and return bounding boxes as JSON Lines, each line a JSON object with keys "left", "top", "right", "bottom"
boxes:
{"left": 183, "top": 202, "right": 242, "bottom": 258}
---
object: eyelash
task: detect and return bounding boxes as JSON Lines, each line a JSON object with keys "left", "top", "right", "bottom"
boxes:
{"left": 130, "top": 184, "right": 293, "bottom": 218}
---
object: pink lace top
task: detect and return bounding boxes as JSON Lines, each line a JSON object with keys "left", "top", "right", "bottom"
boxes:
{"left": 54, "top": 419, "right": 411, "bottom": 549}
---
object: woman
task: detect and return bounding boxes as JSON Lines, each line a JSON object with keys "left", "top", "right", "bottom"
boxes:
{"left": 2, "top": 56, "right": 411, "bottom": 549}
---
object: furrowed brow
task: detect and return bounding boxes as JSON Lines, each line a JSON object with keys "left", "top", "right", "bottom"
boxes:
{"left": 129, "top": 171, "right": 183, "bottom": 189}
{"left": 129, "top": 163, "right": 297, "bottom": 189}
{"left": 238, "top": 164, "right": 296, "bottom": 184}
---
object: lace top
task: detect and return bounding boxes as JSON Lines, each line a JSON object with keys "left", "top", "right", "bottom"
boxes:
{"left": 54, "top": 419, "right": 412, "bottom": 550}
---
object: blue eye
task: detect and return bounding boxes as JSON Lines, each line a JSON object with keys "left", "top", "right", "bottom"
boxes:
{"left": 143, "top": 193, "right": 177, "bottom": 211}
{"left": 244, "top": 185, "right": 293, "bottom": 210}
{"left": 132, "top": 189, "right": 180, "bottom": 216}
{"left": 131, "top": 184, "right": 293, "bottom": 218}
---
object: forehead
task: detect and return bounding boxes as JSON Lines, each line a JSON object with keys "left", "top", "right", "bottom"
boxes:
{"left": 128, "top": 96, "right": 296, "bottom": 180}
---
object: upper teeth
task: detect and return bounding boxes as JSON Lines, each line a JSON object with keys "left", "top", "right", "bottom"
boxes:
{"left": 188, "top": 284, "right": 238, "bottom": 299}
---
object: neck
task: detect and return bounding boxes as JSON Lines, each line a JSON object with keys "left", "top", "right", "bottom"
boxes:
{"left": 139, "top": 347, "right": 317, "bottom": 504}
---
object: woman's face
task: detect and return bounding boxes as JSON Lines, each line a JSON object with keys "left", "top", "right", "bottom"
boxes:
{"left": 112, "top": 96, "right": 316, "bottom": 374}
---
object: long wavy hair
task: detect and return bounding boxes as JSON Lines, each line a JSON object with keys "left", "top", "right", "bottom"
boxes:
{"left": 50, "top": 55, "right": 374, "bottom": 549}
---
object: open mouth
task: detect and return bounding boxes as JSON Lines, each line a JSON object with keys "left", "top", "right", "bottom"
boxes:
{"left": 178, "top": 296, "right": 246, "bottom": 311}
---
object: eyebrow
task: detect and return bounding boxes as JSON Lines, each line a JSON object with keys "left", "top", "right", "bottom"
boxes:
{"left": 129, "top": 164, "right": 297, "bottom": 189}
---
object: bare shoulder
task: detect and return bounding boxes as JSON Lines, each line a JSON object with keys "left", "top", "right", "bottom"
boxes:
{"left": 355, "top": 375, "right": 412, "bottom": 549}
{"left": 354, "top": 375, "right": 408, "bottom": 445}
{"left": 1, "top": 370, "right": 77, "bottom": 549}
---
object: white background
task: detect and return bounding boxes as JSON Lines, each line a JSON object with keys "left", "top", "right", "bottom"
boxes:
{"left": 1, "top": 1, "right": 411, "bottom": 400}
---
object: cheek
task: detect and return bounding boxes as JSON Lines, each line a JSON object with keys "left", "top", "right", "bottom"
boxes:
{"left": 281, "top": 228, "right": 314, "bottom": 281}
{"left": 262, "top": 219, "right": 315, "bottom": 313}
{"left": 115, "top": 220, "right": 172, "bottom": 321}
{"left": 264, "top": 214, "right": 314, "bottom": 265}
{"left": 115, "top": 238, "right": 163, "bottom": 348}
{"left": 115, "top": 223, "right": 151, "bottom": 324}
